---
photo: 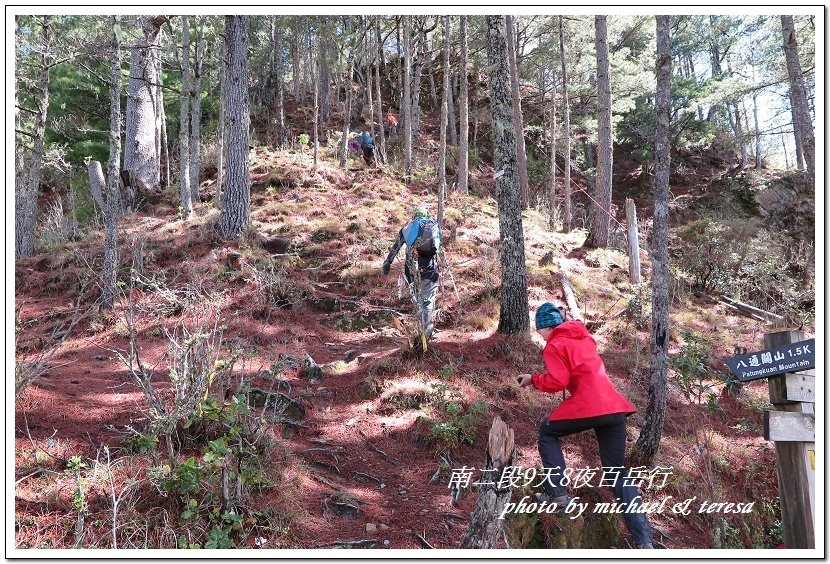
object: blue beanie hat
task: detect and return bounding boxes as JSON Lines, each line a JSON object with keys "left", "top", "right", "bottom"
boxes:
{"left": 535, "top": 303, "right": 564, "bottom": 330}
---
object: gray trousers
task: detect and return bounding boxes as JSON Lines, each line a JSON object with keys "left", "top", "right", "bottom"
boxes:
{"left": 420, "top": 278, "right": 438, "bottom": 338}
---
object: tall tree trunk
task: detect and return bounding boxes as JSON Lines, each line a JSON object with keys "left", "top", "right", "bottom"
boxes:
{"left": 403, "top": 15, "right": 413, "bottom": 183}
{"left": 160, "top": 100, "right": 170, "bottom": 190}
{"left": 411, "top": 29, "right": 423, "bottom": 137}
{"left": 190, "top": 20, "right": 205, "bottom": 202}
{"left": 741, "top": 98, "right": 752, "bottom": 167}
{"left": 397, "top": 18, "right": 404, "bottom": 129}
{"left": 559, "top": 16, "right": 572, "bottom": 233}
{"left": 506, "top": 15, "right": 529, "bottom": 210}
{"left": 752, "top": 65, "right": 762, "bottom": 169}
{"left": 584, "top": 15, "right": 613, "bottom": 249}
{"left": 781, "top": 15, "right": 815, "bottom": 176}
{"left": 374, "top": 17, "right": 386, "bottom": 165}
{"left": 216, "top": 37, "right": 226, "bottom": 206}
{"left": 16, "top": 15, "right": 52, "bottom": 258}
{"left": 14, "top": 19, "right": 27, "bottom": 257}
{"left": 438, "top": 15, "right": 449, "bottom": 228}
{"left": 458, "top": 15, "right": 470, "bottom": 195}
{"left": 789, "top": 97, "right": 804, "bottom": 170}
{"left": 486, "top": 15, "right": 529, "bottom": 335}
{"left": 313, "top": 46, "right": 319, "bottom": 168}
{"left": 366, "top": 18, "right": 376, "bottom": 140}
{"left": 426, "top": 40, "right": 438, "bottom": 110}
{"left": 318, "top": 33, "right": 330, "bottom": 125}
{"left": 291, "top": 17, "right": 302, "bottom": 103}
{"left": 339, "top": 39, "right": 355, "bottom": 169}
{"left": 706, "top": 16, "right": 722, "bottom": 124}
{"left": 216, "top": 16, "right": 250, "bottom": 239}
{"left": 124, "top": 15, "right": 166, "bottom": 194}
{"left": 102, "top": 15, "right": 123, "bottom": 310}
{"left": 274, "top": 17, "right": 286, "bottom": 147}
{"left": 448, "top": 72, "right": 458, "bottom": 147}
{"left": 549, "top": 67, "right": 557, "bottom": 230}
{"left": 635, "top": 15, "right": 671, "bottom": 462}
{"left": 179, "top": 15, "right": 193, "bottom": 219}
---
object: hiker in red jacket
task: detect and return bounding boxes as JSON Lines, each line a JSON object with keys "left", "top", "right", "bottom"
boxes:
{"left": 517, "top": 302, "right": 654, "bottom": 549}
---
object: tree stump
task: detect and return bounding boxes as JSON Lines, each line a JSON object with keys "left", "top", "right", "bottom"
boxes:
{"left": 460, "top": 416, "right": 516, "bottom": 548}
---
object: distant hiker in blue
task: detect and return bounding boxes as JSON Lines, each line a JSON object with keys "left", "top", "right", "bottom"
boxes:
{"left": 382, "top": 205, "right": 441, "bottom": 340}
{"left": 359, "top": 129, "right": 375, "bottom": 166}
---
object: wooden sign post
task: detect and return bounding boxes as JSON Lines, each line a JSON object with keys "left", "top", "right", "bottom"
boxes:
{"left": 625, "top": 198, "right": 641, "bottom": 284}
{"left": 762, "top": 330, "right": 815, "bottom": 549}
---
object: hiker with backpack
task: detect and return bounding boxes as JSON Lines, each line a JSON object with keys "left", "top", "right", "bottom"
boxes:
{"left": 386, "top": 110, "right": 398, "bottom": 137}
{"left": 516, "top": 303, "right": 655, "bottom": 549}
{"left": 359, "top": 129, "right": 376, "bottom": 166}
{"left": 381, "top": 206, "right": 441, "bottom": 340}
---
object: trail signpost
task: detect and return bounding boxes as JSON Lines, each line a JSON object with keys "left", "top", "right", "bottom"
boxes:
{"left": 724, "top": 338, "right": 815, "bottom": 382}
{"left": 726, "top": 331, "right": 815, "bottom": 549}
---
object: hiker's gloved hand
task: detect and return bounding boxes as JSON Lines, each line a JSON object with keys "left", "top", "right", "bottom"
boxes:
{"left": 381, "top": 261, "right": 391, "bottom": 275}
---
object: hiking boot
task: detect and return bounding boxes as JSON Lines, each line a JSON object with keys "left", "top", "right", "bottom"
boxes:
{"left": 533, "top": 492, "right": 571, "bottom": 512}
{"left": 635, "top": 543, "right": 654, "bottom": 549}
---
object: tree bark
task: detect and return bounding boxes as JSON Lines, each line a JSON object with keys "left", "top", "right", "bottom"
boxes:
{"left": 366, "top": 18, "right": 376, "bottom": 141}
{"left": 410, "top": 27, "right": 424, "bottom": 137}
{"left": 101, "top": 15, "right": 123, "bottom": 310}
{"left": 448, "top": 72, "right": 458, "bottom": 148}
{"left": 458, "top": 16, "right": 469, "bottom": 195}
{"left": 190, "top": 20, "right": 205, "bottom": 202}
{"left": 318, "top": 31, "right": 330, "bottom": 125}
{"left": 216, "top": 37, "right": 226, "bottom": 206}
{"left": 291, "top": 17, "right": 302, "bottom": 103}
{"left": 634, "top": 15, "right": 671, "bottom": 462}
{"left": 506, "top": 16, "right": 529, "bottom": 210}
{"left": 16, "top": 15, "right": 52, "bottom": 258}
{"left": 584, "top": 15, "right": 613, "bottom": 249}
{"left": 403, "top": 15, "right": 413, "bottom": 183}
{"left": 338, "top": 37, "right": 355, "bottom": 169}
{"left": 447, "top": 72, "right": 458, "bottom": 147}
{"left": 14, "top": 18, "right": 25, "bottom": 257}
{"left": 459, "top": 416, "right": 516, "bottom": 549}
{"left": 216, "top": 16, "right": 251, "bottom": 239}
{"left": 273, "top": 17, "right": 287, "bottom": 146}
{"left": 374, "top": 17, "right": 386, "bottom": 165}
{"left": 753, "top": 90, "right": 762, "bottom": 168}
{"left": 313, "top": 23, "right": 319, "bottom": 168}
{"left": 559, "top": 16, "right": 572, "bottom": 233}
{"left": 124, "top": 15, "right": 166, "bottom": 194}
{"left": 549, "top": 67, "right": 557, "bottom": 230}
{"left": 438, "top": 16, "right": 449, "bottom": 228}
{"left": 781, "top": 15, "right": 815, "bottom": 176}
{"left": 179, "top": 15, "right": 193, "bottom": 219}
{"left": 486, "top": 15, "right": 529, "bottom": 335}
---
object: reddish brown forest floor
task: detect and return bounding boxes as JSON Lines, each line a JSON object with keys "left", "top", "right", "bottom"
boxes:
{"left": 13, "top": 149, "right": 790, "bottom": 551}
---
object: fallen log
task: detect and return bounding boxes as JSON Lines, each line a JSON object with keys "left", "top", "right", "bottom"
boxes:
{"left": 558, "top": 262, "right": 584, "bottom": 321}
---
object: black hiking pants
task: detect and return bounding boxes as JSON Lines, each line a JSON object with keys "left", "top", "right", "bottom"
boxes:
{"left": 538, "top": 412, "right": 653, "bottom": 546}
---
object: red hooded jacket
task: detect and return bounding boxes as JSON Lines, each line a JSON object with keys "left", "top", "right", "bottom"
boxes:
{"left": 531, "top": 320, "right": 636, "bottom": 421}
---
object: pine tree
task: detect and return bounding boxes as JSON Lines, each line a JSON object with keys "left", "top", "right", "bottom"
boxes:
{"left": 635, "top": 14, "right": 672, "bottom": 462}
{"left": 584, "top": 15, "right": 613, "bottom": 249}
{"left": 216, "top": 16, "right": 251, "bottom": 239}
{"left": 559, "top": 16, "right": 572, "bottom": 233}
{"left": 102, "top": 15, "right": 123, "bottom": 310}
{"left": 486, "top": 15, "right": 529, "bottom": 335}
{"left": 781, "top": 15, "right": 815, "bottom": 176}
{"left": 178, "top": 15, "right": 193, "bottom": 219}
{"left": 458, "top": 15, "right": 470, "bottom": 195}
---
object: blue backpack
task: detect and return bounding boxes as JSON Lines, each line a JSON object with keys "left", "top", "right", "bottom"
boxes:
{"left": 404, "top": 218, "right": 439, "bottom": 256}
